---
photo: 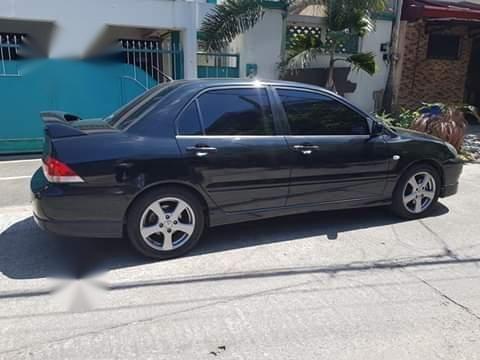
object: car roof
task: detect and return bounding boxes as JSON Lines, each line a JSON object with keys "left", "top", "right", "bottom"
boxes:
{"left": 167, "top": 78, "right": 337, "bottom": 96}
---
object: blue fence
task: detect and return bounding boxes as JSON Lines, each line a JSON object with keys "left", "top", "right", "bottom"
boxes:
{"left": 0, "top": 34, "right": 183, "bottom": 154}
{"left": 0, "top": 59, "right": 158, "bottom": 154}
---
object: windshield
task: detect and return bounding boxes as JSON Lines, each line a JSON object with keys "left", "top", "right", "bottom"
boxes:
{"left": 105, "top": 82, "right": 181, "bottom": 129}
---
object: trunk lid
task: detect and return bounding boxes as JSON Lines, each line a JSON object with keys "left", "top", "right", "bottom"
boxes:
{"left": 40, "top": 111, "right": 120, "bottom": 161}
{"left": 40, "top": 111, "right": 119, "bottom": 137}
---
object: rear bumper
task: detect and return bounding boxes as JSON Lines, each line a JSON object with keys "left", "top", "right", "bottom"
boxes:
{"left": 31, "top": 167, "right": 125, "bottom": 238}
{"left": 32, "top": 213, "right": 122, "bottom": 238}
{"left": 440, "top": 159, "right": 463, "bottom": 198}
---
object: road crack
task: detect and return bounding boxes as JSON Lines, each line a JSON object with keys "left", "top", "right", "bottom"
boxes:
{"left": 418, "top": 220, "right": 458, "bottom": 259}
{"left": 413, "top": 273, "right": 480, "bottom": 321}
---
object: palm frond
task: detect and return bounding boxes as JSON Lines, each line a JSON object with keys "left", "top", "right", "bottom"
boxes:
{"left": 286, "top": 47, "right": 324, "bottom": 70}
{"left": 345, "top": 52, "right": 376, "bottom": 75}
{"left": 200, "top": 0, "right": 264, "bottom": 52}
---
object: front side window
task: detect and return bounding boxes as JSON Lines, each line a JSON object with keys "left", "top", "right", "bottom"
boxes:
{"left": 277, "top": 89, "right": 369, "bottom": 136}
{"left": 198, "top": 88, "right": 274, "bottom": 136}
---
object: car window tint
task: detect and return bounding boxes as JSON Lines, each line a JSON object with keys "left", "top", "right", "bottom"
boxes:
{"left": 277, "top": 89, "right": 369, "bottom": 136}
{"left": 177, "top": 102, "right": 203, "bottom": 135}
{"left": 198, "top": 88, "right": 274, "bottom": 136}
{"left": 107, "top": 82, "right": 182, "bottom": 130}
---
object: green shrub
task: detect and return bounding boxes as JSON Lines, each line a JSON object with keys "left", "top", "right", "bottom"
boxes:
{"left": 375, "top": 108, "right": 418, "bottom": 129}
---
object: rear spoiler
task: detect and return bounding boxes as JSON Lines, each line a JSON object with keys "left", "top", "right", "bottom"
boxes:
{"left": 40, "top": 111, "right": 86, "bottom": 139}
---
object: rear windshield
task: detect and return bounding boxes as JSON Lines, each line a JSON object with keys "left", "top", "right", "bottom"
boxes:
{"left": 105, "top": 82, "right": 181, "bottom": 129}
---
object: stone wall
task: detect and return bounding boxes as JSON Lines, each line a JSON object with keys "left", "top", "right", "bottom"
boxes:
{"left": 397, "top": 20, "right": 472, "bottom": 110}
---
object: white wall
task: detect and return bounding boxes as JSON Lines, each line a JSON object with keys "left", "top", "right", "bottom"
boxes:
{"left": 344, "top": 20, "right": 392, "bottom": 113}
{"left": 228, "top": 9, "right": 285, "bottom": 80}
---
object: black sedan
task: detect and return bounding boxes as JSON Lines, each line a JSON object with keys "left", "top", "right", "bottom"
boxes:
{"left": 31, "top": 79, "right": 463, "bottom": 259}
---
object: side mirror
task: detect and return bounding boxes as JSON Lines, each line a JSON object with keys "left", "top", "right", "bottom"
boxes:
{"left": 370, "top": 121, "right": 385, "bottom": 137}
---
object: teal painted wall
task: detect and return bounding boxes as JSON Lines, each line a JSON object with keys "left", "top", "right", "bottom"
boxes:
{"left": 0, "top": 60, "right": 156, "bottom": 154}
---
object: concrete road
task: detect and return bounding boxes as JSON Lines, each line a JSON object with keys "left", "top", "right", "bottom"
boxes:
{"left": 0, "top": 158, "right": 41, "bottom": 208}
{"left": 0, "top": 159, "right": 479, "bottom": 359}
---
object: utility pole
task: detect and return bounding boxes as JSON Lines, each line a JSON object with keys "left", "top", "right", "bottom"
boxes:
{"left": 382, "top": 0, "right": 404, "bottom": 113}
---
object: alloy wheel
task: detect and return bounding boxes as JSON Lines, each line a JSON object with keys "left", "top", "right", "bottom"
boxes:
{"left": 139, "top": 197, "right": 196, "bottom": 251}
{"left": 402, "top": 171, "right": 436, "bottom": 214}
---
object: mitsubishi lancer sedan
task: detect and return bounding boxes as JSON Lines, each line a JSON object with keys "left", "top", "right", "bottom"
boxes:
{"left": 31, "top": 79, "right": 463, "bottom": 259}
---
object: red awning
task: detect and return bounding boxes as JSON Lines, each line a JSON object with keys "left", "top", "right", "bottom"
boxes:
{"left": 403, "top": 0, "right": 480, "bottom": 21}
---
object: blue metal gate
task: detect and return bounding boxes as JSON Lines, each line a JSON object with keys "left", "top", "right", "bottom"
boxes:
{"left": 0, "top": 32, "right": 184, "bottom": 154}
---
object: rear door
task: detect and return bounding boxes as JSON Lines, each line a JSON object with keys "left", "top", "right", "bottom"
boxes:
{"left": 175, "top": 86, "right": 290, "bottom": 212}
{"left": 274, "top": 87, "right": 390, "bottom": 206}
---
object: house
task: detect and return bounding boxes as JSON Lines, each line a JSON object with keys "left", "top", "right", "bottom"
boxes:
{"left": 394, "top": 0, "right": 480, "bottom": 111}
{"left": 0, "top": 0, "right": 396, "bottom": 154}
{"left": 226, "top": 1, "right": 395, "bottom": 113}
{"left": 280, "top": 1, "right": 395, "bottom": 114}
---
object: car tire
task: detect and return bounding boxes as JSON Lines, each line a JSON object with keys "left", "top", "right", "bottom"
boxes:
{"left": 391, "top": 164, "right": 441, "bottom": 220}
{"left": 127, "top": 186, "right": 205, "bottom": 259}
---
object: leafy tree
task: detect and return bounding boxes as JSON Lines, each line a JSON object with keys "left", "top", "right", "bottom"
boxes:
{"left": 201, "top": 0, "right": 387, "bottom": 91}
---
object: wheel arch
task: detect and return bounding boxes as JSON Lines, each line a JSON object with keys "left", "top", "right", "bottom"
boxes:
{"left": 123, "top": 181, "right": 212, "bottom": 229}
{"left": 396, "top": 159, "right": 445, "bottom": 191}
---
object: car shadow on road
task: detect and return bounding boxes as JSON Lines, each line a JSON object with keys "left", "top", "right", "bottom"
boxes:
{"left": 0, "top": 204, "right": 451, "bottom": 283}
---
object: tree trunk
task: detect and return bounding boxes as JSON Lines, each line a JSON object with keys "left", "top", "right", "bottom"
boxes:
{"left": 382, "top": 0, "right": 404, "bottom": 113}
{"left": 325, "top": 50, "right": 337, "bottom": 93}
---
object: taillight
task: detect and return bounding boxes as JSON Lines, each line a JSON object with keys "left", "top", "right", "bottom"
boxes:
{"left": 42, "top": 156, "right": 84, "bottom": 183}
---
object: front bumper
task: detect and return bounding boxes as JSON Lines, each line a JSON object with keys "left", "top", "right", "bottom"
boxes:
{"left": 440, "top": 158, "right": 463, "bottom": 198}
{"left": 31, "top": 167, "right": 125, "bottom": 238}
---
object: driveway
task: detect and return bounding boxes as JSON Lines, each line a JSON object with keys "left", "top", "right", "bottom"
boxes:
{"left": 0, "top": 159, "right": 479, "bottom": 359}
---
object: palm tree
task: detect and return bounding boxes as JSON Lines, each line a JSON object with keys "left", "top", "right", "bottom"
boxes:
{"left": 201, "top": 0, "right": 387, "bottom": 91}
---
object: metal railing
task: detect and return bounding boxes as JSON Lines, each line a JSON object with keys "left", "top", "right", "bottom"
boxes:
{"left": 0, "top": 34, "right": 23, "bottom": 77}
{"left": 119, "top": 38, "right": 182, "bottom": 89}
{"left": 197, "top": 52, "right": 240, "bottom": 78}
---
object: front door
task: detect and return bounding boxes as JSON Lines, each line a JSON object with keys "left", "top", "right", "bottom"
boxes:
{"left": 274, "top": 88, "right": 390, "bottom": 206}
{"left": 176, "top": 87, "right": 290, "bottom": 212}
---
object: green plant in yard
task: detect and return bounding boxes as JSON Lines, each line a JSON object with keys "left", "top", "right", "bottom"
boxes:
{"left": 397, "top": 108, "right": 419, "bottom": 129}
{"left": 410, "top": 104, "right": 467, "bottom": 152}
{"left": 378, "top": 103, "right": 471, "bottom": 153}
{"left": 375, "top": 111, "right": 395, "bottom": 126}
{"left": 458, "top": 149, "right": 476, "bottom": 162}
{"left": 201, "top": 0, "right": 387, "bottom": 91}
{"left": 376, "top": 108, "right": 418, "bottom": 129}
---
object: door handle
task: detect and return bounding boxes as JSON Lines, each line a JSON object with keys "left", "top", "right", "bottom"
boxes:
{"left": 117, "top": 162, "right": 134, "bottom": 169}
{"left": 186, "top": 144, "right": 217, "bottom": 152}
{"left": 292, "top": 144, "right": 319, "bottom": 150}
{"left": 186, "top": 144, "right": 217, "bottom": 157}
{"left": 292, "top": 144, "right": 319, "bottom": 154}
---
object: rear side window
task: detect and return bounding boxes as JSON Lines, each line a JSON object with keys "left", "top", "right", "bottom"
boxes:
{"left": 198, "top": 88, "right": 274, "bottom": 136}
{"left": 107, "top": 82, "right": 181, "bottom": 130}
{"left": 277, "top": 89, "right": 369, "bottom": 136}
{"left": 177, "top": 102, "right": 203, "bottom": 135}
